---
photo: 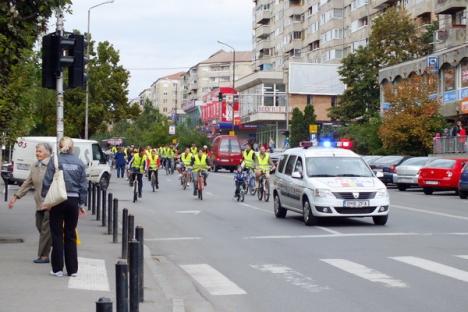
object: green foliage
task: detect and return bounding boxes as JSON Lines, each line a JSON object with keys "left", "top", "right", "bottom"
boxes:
{"left": 290, "top": 107, "right": 308, "bottom": 147}
{"left": 303, "top": 104, "right": 317, "bottom": 129}
{"left": 175, "top": 121, "right": 210, "bottom": 149}
{"left": 340, "top": 117, "right": 384, "bottom": 155}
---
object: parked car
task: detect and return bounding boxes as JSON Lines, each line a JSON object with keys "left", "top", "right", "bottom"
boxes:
{"left": 211, "top": 135, "right": 242, "bottom": 172}
{"left": 1, "top": 162, "right": 14, "bottom": 185}
{"left": 362, "top": 155, "right": 383, "bottom": 166}
{"left": 418, "top": 158, "right": 468, "bottom": 195}
{"left": 395, "top": 157, "right": 434, "bottom": 191}
{"left": 272, "top": 146, "right": 389, "bottom": 226}
{"left": 370, "top": 155, "right": 412, "bottom": 185}
{"left": 458, "top": 164, "right": 468, "bottom": 199}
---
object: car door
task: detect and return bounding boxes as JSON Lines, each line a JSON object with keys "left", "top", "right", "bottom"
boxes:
{"left": 290, "top": 156, "right": 306, "bottom": 210}
{"left": 281, "top": 155, "right": 297, "bottom": 209}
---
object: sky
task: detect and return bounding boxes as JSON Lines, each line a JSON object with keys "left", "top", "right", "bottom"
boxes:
{"left": 51, "top": 0, "right": 253, "bottom": 99}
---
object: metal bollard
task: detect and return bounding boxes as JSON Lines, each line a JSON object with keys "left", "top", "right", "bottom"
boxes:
{"left": 122, "top": 208, "right": 129, "bottom": 259}
{"left": 116, "top": 260, "right": 129, "bottom": 312}
{"left": 96, "top": 185, "right": 101, "bottom": 221}
{"left": 128, "top": 240, "right": 140, "bottom": 312}
{"left": 87, "top": 181, "right": 92, "bottom": 209}
{"left": 113, "top": 198, "right": 118, "bottom": 243}
{"left": 96, "top": 297, "right": 112, "bottom": 312}
{"left": 102, "top": 189, "right": 107, "bottom": 227}
{"left": 92, "top": 183, "right": 97, "bottom": 214}
{"left": 135, "top": 226, "right": 144, "bottom": 303}
{"left": 128, "top": 215, "right": 135, "bottom": 242}
{"left": 107, "top": 193, "right": 113, "bottom": 235}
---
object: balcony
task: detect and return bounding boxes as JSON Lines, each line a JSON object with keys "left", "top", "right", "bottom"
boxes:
{"left": 285, "top": 39, "right": 303, "bottom": 53}
{"left": 373, "top": 0, "right": 398, "bottom": 10}
{"left": 435, "top": 27, "right": 467, "bottom": 50}
{"left": 304, "top": 31, "right": 320, "bottom": 45}
{"left": 256, "top": 9, "right": 272, "bottom": 24}
{"left": 435, "top": 0, "right": 466, "bottom": 14}
{"left": 287, "top": 5, "right": 305, "bottom": 16}
{"left": 255, "top": 25, "right": 272, "bottom": 39}
{"left": 285, "top": 22, "right": 304, "bottom": 33}
{"left": 256, "top": 39, "right": 274, "bottom": 51}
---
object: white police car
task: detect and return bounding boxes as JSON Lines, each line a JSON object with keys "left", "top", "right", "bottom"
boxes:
{"left": 272, "top": 145, "right": 389, "bottom": 226}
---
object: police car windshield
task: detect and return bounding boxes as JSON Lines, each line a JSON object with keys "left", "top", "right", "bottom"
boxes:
{"left": 306, "top": 157, "right": 374, "bottom": 177}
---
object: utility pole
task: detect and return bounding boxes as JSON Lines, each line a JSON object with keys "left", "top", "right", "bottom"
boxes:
{"left": 56, "top": 9, "right": 65, "bottom": 145}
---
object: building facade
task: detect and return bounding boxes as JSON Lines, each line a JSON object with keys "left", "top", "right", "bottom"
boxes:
{"left": 149, "top": 72, "right": 185, "bottom": 118}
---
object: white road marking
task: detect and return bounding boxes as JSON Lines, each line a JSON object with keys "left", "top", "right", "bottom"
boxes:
{"left": 240, "top": 203, "right": 271, "bottom": 214}
{"left": 180, "top": 264, "right": 247, "bottom": 296}
{"left": 68, "top": 257, "right": 110, "bottom": 291}
{"left": 392, "top": 204, "right": 468, "bottom": 221}
{"left": 391, "top": 256, "right": 468, "bottom": 283}
{"left": 146, "top": 237, "right": 202, "bottom": 241}
{"left": 244, "top": 232, "right": 420, "bottom": 240}
{"left": 316, "top": 226, "right": 342, "bottom": 235}
{"left": 251, "top": 264, "right": 329, "bottom": 293}
{"left": 322, "top": 259, "right": 407, "bottom": 288}
{"left": 176, "top": 210, "right": 201, "bottom": 215}
{"left": 456, "top": 255, "right": 468, "bottom": 260}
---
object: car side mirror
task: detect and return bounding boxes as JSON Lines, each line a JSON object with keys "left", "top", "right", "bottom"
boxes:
{"left": 292, "top": 171, "right": 302, "bottom": 179}
{"left": 375, "top": 171, "right": 384, "bottom": 178}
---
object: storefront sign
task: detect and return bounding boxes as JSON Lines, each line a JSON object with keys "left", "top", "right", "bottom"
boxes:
{"left": 443, "top": 90, "right": 458, "bottom": 103}
{"left": 460, "top": 98, "right": 468, "bottom": 114}
{"left": 257, "top": 106, "right": 287, "bottom": 113}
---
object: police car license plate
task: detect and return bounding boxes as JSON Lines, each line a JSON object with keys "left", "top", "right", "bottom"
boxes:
{"left": 344, "top": 200, "right": 369, "bottom": 208}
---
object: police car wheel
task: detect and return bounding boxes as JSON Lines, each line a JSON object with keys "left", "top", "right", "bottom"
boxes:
{"left": 303, "top": 199, "right": 317, "bottom": 226}
{"left": 274, "top": 194, "right": 287, "bottom": 218}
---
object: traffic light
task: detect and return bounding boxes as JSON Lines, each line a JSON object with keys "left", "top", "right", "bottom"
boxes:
{"left": 41, "top": 32, "right": 85, "bottom": 89}
{"left": 218, "top": 92, "right": 223, "bottom": 102}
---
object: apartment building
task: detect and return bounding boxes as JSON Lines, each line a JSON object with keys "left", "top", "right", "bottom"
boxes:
{"left": 379, "top": 1, "right": 467, "bottom": 120}
{"left": 148, "top": 72, "right": 185, "bottom": 118}
{"left": 182, "top": 50, "right": 253, "bottom": 103}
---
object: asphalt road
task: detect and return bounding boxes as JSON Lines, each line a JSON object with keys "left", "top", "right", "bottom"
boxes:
{"left": 109, "top": 170, "right": 468, "bottom": 312}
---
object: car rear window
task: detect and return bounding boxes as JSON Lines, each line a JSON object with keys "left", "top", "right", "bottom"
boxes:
{"left": 427, "top": 159, "right": 455, "bottom": 169}
{"left": 230, "top": 139, "right": 241, "bottom": 153}
{"left": 220, "top": 139, "right": 230, "bottom": 152}
{"left": 374, "top": 156, "right": 403, "bottom": 165}
{"left": 400, "top": 157, "right": 430, "bottom": 166}
{"left": 277, "top": 154, "right": 287, "bottom": 173}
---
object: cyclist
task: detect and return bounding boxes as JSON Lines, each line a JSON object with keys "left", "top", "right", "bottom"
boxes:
{"left": 242, "top": 143, "right": 256, "bottom": 172}
{"left": 166, "top": 144, "right": 175, "bottom": 174}
{"left": 128, "top": 148, "right": 146, "bottom": 198}
{"left": 191, "top": 149, "right": 211, "bottom": 196}
{"left": 178, "top": 147, "right": 192, "bottom": 174}
{"left": 234, "top": 165, "right": 248, "bottom": 198}
{"left": 190, "top": 143, "right": 198, "bottom": 155}
{"left": 146, "top": 149, "right": 160, "bottom": 189}
{"left": 255, "top": 145, "right": 275, "bottom": 189}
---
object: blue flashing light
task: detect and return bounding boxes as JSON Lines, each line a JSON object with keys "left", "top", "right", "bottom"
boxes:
{"left": 322, "top": 140, "right": 332, "bottom": 148}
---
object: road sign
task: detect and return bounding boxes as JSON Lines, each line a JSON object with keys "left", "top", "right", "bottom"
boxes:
{"left": 427, "top": 56, "right": 439, "bottom": 72}
{"left": 169, "top": 125, "right": 176, "bottom": 135}
{"left": 309, "top": 124, "right": 318, "bottom": 134}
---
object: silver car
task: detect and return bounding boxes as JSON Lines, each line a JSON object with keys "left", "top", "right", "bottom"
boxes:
{"left": 394, "top": 157, "right": 434, "bottom": 191}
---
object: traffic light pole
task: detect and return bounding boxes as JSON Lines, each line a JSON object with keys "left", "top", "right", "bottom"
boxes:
{"left": 55, "top": 9, "right": 65, "bottom": 144}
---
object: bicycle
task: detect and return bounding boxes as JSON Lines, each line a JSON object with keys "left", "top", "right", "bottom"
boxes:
{"left": 150, "top": 170, "right": 157, "bottom": 192}
{"left": 195, "top": 170, "right": 206, "bottom": 200}
{"left": 181, "top": 167, "right": 192, "bottom": 190}
{"left": 257, "top": 170, "right": 270, "bottom": 202}
{"left": 130, "top": 172, "right": 139, "bottom": 203}
{"left": 246, "top": 168, "right": 256, "bottom": 195}
{"left": 235, "top": 177, "right": 247, "bottom": 202}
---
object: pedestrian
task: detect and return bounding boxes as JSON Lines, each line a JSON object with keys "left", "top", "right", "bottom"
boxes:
{"left": 8, "top": 143, "right": 53, "bottom": 264}
{"left": 457, "top": 120, "right": 466, "bottom": 153}
{"left": 114, "top": 147, "right": 126, "bottom": 178}
{"left": 42, "top": 137, "right": 87, "bottom": 277}
{"left": 268, "top": 137, "right": 275, "bottom": 153}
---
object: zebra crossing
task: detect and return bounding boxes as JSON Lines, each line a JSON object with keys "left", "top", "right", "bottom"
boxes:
{"left": 181, "top": 255, "right": 468, "bottom": 297}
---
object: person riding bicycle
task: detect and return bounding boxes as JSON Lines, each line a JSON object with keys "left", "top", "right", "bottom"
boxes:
{"left": 178, "top": 147, "right": 193, "bottom": 175}
{"left": 255, "top": 145, "right": 275, "bottom": 189}
{"left": 190, "top": 144, "right": 198, "bottom": 155}
{"left": 242, "top": 143, "right": 256, "bottom": 173}
{"left": 146, "top": 149, "right": 160, "bottom": 189}
{"left": 234, "top": 165, "right": 248, "bottom": 198}
{"left": 191, "top": 149, "right": 211, "bottom": 196}
{"left": 128, "top": 148, "right": 146, "bottom": 198}
{"left": 166, "top": 144, "right": 175, "bottom": 173}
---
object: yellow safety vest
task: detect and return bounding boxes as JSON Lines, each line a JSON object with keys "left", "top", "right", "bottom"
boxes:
{"left": 132, "top": 154, "right": 146, "bottom": 173}
{"left": 181, "top": 152, "right": 193, "bottom": 166}
{"left": 243, "top": 150, "right": 255, "bottom": 169}
{"left": 111, "top": 146, "right": 117, "bottom": 153}
{"left": 257, "top": 153, "right": 270, "bottom": 171}
{"left": 167, "top": 148, "right": 175, "bottom": 158}
{"left": 190, "top": 147, "right": 198, "bottom": 154}
{"left": 145, "top": 149, "right": 152, "bottom": 159}
{"left": 193, "top": 154, "right": 208, "bottom": 172}
{"left": 148, "top": 154, "right": 159, "bottom": 170}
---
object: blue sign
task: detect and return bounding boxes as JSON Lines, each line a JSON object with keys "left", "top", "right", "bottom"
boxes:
{"left": 427, "top": 56, "right": 439, "bottom": 72}
{"left": 443, "top": 90, "right": 458, "bottom": 103}
{"left": 461, "top": 87, "right": 468, "bottom": 99}
{"left": 383, "top": 102, "right": 391, "bottom": 111}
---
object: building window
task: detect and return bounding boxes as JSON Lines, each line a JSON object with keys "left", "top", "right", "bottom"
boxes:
{"left": 443, "top": 66, "right": 456, "bottom": 91}
{"left": 351, "top": 0, "right": 368, "bottom": 10}
{"left": 462, "top": 60, "right": 468, "bottom": 88}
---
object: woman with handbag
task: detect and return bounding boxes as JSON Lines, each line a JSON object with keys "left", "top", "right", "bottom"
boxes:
{"left": 8, "top": 143, "right": 53, "bottom": 264}
{"left": 41, "top": 137, "right": 88, "bottom": 277}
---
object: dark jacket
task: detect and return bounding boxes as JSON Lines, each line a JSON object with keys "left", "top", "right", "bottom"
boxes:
{"left": 41, "top": 153, "right": 88, "bottom": 206}
{"left": 115, "top": 151, "right": 126, "bottom": 167}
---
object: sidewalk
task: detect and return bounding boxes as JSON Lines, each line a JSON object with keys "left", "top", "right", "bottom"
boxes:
{"left": 0, "top": 185, "right": 172, "bottom": 312}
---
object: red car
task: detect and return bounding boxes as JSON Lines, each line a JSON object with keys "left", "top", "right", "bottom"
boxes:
{"left": 418, "top": 158, "right": 468, "bottom": 195}
{"left": 211, "top": 135, "right": 242, "bottom": 172}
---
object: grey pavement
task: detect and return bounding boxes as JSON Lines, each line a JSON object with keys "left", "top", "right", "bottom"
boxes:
{"left": 0, "top": 182, "right": 172, "bottom": 312}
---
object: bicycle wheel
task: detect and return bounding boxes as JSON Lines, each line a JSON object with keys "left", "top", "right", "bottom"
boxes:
{"left": 133, "top": 180, "right": 138, "bottom": 203}
{"left": 264, "top": 179, "right": 270, "bottom": 202}
{"left": 249, "top": 176, "right": 256, "bottom": 195}
{"left": 151, "top": 172, "right": 156, "bottom": 192}
{"left": 257, "top": 179, "right": 263, "bottom": 201}
{"left": 198, "top": 176, "right": 203, "bottom": 200}
{"left": 182, "top": 173, "right": 187, "bottom": 190}
{"left": 240, "top": 184, "right": 245, "bottom": 202}
{"left": 165, "top": 164, "right": 169, "bottom": 175}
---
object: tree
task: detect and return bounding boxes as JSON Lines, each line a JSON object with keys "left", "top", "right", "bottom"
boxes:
{"left": 303, "top": 104, "right": 317, "bottom": 130}
{"left": 379, "top": 75, "right": 446, "bottom": 155}
{"left": 340, "top": 117, "right": 384, "bottom": 155}
{"left": 290, "top": 108, "right": 307, "bottom": 147}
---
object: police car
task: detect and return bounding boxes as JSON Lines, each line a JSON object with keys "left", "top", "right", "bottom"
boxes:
{"left": 272, "top": 144, "right": 389, "bottom": 226}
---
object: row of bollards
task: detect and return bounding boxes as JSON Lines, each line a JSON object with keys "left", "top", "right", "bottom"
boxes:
{"left": 89, "top": 182, "right": 145, "bottom": 312}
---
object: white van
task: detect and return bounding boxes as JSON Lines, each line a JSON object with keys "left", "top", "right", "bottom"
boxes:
{"left": 12, "top": 137, "right": 112, "bottom": 190}
{"left": 272, "top": 146, "right": 390, "bottom": 226}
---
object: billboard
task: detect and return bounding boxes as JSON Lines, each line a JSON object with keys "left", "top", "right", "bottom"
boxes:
{"left": 288, "top": 63, "right": 345, "bottom": 95}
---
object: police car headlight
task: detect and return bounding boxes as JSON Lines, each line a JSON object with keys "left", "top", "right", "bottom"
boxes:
{"left": 314, "top": 189, "right": 334, "bottom": 198}
{"left": 376, "top": 189, "right": 389, "bottom": 198}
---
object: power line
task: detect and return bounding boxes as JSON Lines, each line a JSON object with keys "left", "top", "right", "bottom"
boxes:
{"left": 127, "top": 66, "right": 191, "bottom": 71}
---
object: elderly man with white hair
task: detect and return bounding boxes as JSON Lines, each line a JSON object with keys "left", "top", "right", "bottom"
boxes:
{"left": 8, "top": 142, "right": 53, "bottom": 264}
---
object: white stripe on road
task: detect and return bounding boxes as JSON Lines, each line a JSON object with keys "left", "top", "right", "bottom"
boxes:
{"left": 321, "top": 259, "right": 407, "bottom": 288}
{"left": 392, "top": 204, "right": 468, "bottom": 222}
{"left": 180, "top": 264, "right": 247, "bottom": 296}
{"left": 316, "top": 226, "right": 342, "bottom": 235}
{"left": 391, "top": 256, "right": 468, "bottom": 283}
{"left": 146, "top": 237, "right": 202, "bottom": 241}
{"left": 176, "top": 210, "right": 201, "bottom": 215}
{"left": 240, "top": 203, "right": 271, "bottom": 214}
{"left": 68, "top": 257, "right": 110, "bottom": 291}
{"left": 456, "top": 255, "right": 468, "bottom": 260}
{"left": 251, "top": 264, "right": 329, "bottom": 293}
{"left": 244, "top": 232, "right": 420, "bottom": 240}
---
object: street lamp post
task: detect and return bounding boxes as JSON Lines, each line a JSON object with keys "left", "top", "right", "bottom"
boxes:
{"left": 217, "top": 40, "right": 236, "bottom": 133}
{"left": 85, "top": 0, "right": 115, "bottom": 139}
